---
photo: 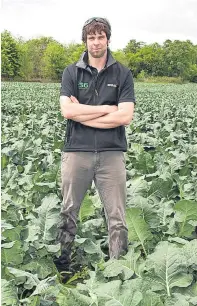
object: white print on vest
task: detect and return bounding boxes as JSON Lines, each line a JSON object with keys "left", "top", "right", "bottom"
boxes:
{"left": 107, "top": 84, "right": 117, "bottom": 87}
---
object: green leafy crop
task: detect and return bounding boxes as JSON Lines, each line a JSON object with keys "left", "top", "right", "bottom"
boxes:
{"left": 1, "top": 82, "right": 197, "bottom": 305}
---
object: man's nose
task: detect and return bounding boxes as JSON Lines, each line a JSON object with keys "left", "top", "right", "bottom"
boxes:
{"left": 93, "top": 38, "right": 100, "bottom": 45}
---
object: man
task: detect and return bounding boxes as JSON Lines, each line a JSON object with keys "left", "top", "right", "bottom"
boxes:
{"left": 55, "top": 17, "right": 135, "bottom": 272}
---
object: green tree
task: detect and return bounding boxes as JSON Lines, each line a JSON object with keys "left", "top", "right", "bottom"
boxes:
{"left": 18, "top": 41, "right": 33, "bottom": 81}
{"left": 162, "top": 40, "right": 196, "bottom": 79}
{"left": 112, "top": 50, "right": 129, "bottom": 67}
{"left": 64, "top": 42, "right": 85, "bottom": 66}
{"left": 24, "top": 37, "right": 57, "bottom": 80}
{"left": 2, "top": 29, "right": 197, "bottom": 82}
{"left": 43, "top": 42, "right": 86, "bottom": 80}
{"left": 123, "top": 39, "right": 145, "bottom": 54}
{"left": 127, "top": 43, "right": 164, "bottom": 77}
{"left": 1, "top": 30, "right": 21, "bottom": 78}
{"left": 43, "top": 42, "right": 67, "bottom": 80}
{"left": 126, "top": 39, "right": 197, "bottom": 81}
{"left": 187, "top": 64, "right": 197, "bottom": 82}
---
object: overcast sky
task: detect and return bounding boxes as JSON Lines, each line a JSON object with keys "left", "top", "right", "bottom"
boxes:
{"left": 1, "top": 0, "right": 197, "bottom": 50}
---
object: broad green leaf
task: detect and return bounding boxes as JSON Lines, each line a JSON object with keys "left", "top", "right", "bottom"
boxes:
{"left": 31, "top": 276, "right": 57, "bottom": 296}
{"left": 135, "top": 151, "right": 155, "bottom": 174}
{"left": 1, "top": 205, "right": 22, "bottom": 225}
{"left": 34, "top": 181, "right": 56, "bottom": 190}
{"left": 148, "top": 177, "right": 173, "bottom": 198}
{"left": 1, "top": 279, "right": 19, "bottom": 306}
{"left": 81, "top": 218, "right": 104, "bottom": 234}
{"left": 77, "top": 270, "right": 104, "bottom": 304}
{"left": 83, "top": 239, "right": 105, "bottom": 257}
{"left": 129, "top": 143, "right": 144, "bottom": 155}
{"left": 1, "top": 220, "right": 14, "bottom": 231}
{"left": 190, "top": 298, "right": 197, "bottom": 305}
{"left": 1, "top": 192, "right": 12, "bottom": 210}
{"left": 1, "top": 242, "right": 14, "bottom": 248}
{"left": 127, "top": 177, "right": 148, "bottom": 200}
{"left": 57, "top": 288, "right": 92, "bottom": 306}
{"left": 45, "top": 243, "right": 60, "bottom": 253}
{"left": 121, "top": 247, "right": 145, "bottom": 277}
{"left": 1, "top": 154, "right": 9, "bottom": 169}
{"left": 126, "top": 208, "right": 152, "bottom": 256}
{"left": 3, "top": 226, "right": 22, "bottom": 241}
{"left": 165, "top": 297, "right": 188, "bottom": 306}
{"left": 7, "top": 267, "right": 39, "bottom": 289}
{"left": 24, "top": 296, "right": 40, "bottom": 306}
{"left": 1, "top": 241, "right": 23, "bottom": 266}
{"left": 103, "top": 247, "right": 142, "bottom": 280}
{"left": 190, "top": 282, "right": 197, "bottom": 296}
{"left": 25, "top": 224, "right": 40, "bottom": 242}
{"left": 75, "top": 237, "right": 87, "bottom": 244}
{"left": 91, "top": 190, "right": 102, "bottom": 208}
{"left": 35, "top": 164, "right": 60, "bottom": 186}
{"left": 168, "top": 237, "right": 188, "bottom": 245}
{"left": 172, "top": 282, "right": 197, "bottom": 302}
{"left": 35, "top": 193, "right": 60, "bottom": 211}
{"left": 145, "top": 241, "right": 193, "bottom": 297}
{"left": 141, "top": 290, "right": 164, "bottom": 306}
{"left": 22, "top": 258, "right": 54, "bottom": 279}
{"left": 164, "top": 292, "right": 194, "bottom": 306}
{"left": 128, "top": 195, "right": 160, "bottom": 229}
{"left": 165, "top": 218, "right": 177, "bottom": 236}
{"left": 32, "top": 194, "right": 60, "bottom": 241}
{"left": 77, "top": 270, "right": 105, "bottom": 292}
{"left": 95, "top": 278, "right": 143, "bottom": 306}
{"left": 103, "top": 259, "right": 134, "bottom": 280}
{"left": 182, "top": 239, "right": 197, "bottom": 266}
{"left": 36, "top": 246, "right": 49, "bottom": 258}
{"left": 157, "top": 200, "right": 174, "bottom": 227}
{"left": 79, "top": 194, "right": 95, "bottom": 222}
{"left": 174, "top": 200, "right": 197, "bottom": 237}
{"left": 56, "top": 293, "right": 69, "bottom": 305}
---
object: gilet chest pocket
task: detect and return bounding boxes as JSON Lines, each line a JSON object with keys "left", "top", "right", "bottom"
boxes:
{"left": 105, "top": 84, "right": 119, "bottom": 102}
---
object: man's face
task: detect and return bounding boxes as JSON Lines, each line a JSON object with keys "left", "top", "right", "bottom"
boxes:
{"left": 86, "top": 31, "right": 108, "bottom": 58}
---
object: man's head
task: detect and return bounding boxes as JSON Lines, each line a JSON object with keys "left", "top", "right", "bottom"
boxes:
{"left": 82, "top": 17, "right": 111, "bottom": 58}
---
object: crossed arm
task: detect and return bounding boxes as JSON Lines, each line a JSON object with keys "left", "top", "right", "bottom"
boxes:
{"left": 60, "top": 95, "right": 135, "bottom": 129}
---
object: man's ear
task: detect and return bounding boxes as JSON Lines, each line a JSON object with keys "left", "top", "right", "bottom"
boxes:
{"left": 107, "top": 39, "right": 111, "bottom": 46}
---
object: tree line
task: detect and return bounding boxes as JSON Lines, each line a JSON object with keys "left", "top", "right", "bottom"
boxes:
{"left": 1, "top": 30, "right": 197, "bottom": 82}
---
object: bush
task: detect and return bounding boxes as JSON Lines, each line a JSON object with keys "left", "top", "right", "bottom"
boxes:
{"left": 136, "top": 70, "right": 148, "bottom": 81}
{"left": 187, "top": 64, "right": 197, "bottom": 83}
{"left": 136, "top": 76, "right": 186, "bottom": 84}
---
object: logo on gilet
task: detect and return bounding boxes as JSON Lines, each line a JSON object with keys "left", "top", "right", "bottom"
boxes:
{"left": 78, "top": 82, "right": 89, "bottom": 89}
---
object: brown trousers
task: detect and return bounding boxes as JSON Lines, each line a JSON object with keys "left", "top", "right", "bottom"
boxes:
{"left": 58, "top": 151, "right": 128, "bottom": 259}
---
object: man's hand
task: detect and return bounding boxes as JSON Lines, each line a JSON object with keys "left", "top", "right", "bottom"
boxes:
{"left": 70, "top": 95, "right": 79, "bottom": 104}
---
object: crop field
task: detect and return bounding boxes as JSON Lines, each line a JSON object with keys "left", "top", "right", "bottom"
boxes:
{"left": 1, "top": 82, "right": 197, "bottom": 305}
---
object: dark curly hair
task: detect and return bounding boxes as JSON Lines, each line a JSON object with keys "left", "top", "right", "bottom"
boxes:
{"left": 82, "top": 18, "right": 111, "bottom": 43}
